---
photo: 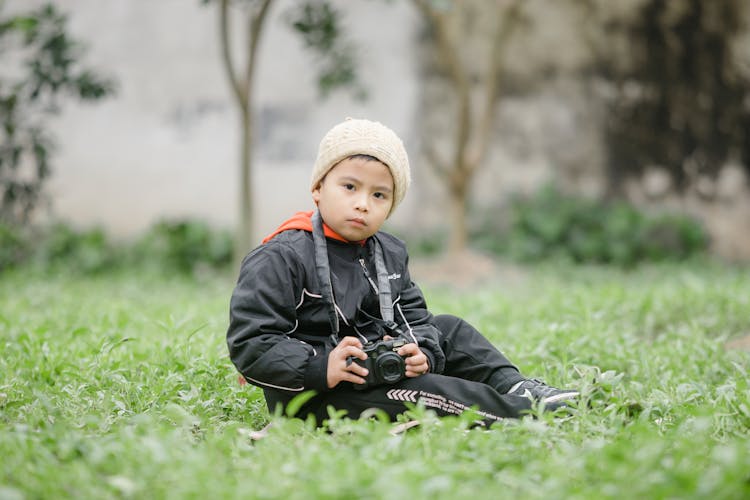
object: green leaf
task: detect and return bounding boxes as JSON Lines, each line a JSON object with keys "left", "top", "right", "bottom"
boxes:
{"left": 285, "top": 390, "right": 318, "bottom": 418}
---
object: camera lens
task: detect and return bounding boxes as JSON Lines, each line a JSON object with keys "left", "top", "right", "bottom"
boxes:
{"left": 376, "top": 352, "right": 405, "bottom": 384}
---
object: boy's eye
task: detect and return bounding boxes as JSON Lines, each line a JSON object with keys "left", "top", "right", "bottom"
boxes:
{"left": 344, "top": 183, "right": 355, "bottom": 190}
{"left": 374, "top": 192, "right": 386, "bottom": 199}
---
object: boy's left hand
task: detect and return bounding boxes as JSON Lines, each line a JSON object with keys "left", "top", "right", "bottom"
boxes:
{"left": 397, "top": 342, "right": 429, "bottom": 378}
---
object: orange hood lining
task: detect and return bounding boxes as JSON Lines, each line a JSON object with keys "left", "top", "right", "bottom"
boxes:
{"left": 262, "top": 211, "right": 366, "bottom": 246}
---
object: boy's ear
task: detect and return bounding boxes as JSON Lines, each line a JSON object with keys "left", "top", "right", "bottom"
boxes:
{"left": 311, "top": 184, "right": 321, "bottom": 204}
{"left": 312, "top": 174, "right": 327, "bottom": 204}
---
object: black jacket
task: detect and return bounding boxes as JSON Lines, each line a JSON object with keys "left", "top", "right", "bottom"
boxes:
{"left": 227, "top": 228, "right": 447, "bottom": 394}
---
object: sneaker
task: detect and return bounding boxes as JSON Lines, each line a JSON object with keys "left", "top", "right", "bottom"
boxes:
{"left": 506, "top": 379, "right": 579, "bottom": 410}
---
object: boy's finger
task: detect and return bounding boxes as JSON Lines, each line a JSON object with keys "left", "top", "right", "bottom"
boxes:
{"left": 405, "top": 355, "right": 426, "bottom": 366}
{"left": 397, "top": 345, "right": 417, "bottom": 357}
{"left": 339, "top": 345, "right": 366, "bottom": 360}
{"left": 404, "top": 355, "right": 428, "bottom": 376}
{"left": 345, "top": 361, "right": 369, "bottom": 377}
{"left": 344, "top": 373, "right": 367, "bottom": 385}
{"left": 338, "top": 336, "right": 363, "bottom": 348}
{"left": 405, "top": 367, "right": 427, "bottom": 377}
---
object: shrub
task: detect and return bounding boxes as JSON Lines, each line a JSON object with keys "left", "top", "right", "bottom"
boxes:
{"left": 472, "top": 186, "right": 708, "bottom": 265}
{"left": 32, "top": 222, "right": 119, "bottom": 273}
{"left": 130, "top": 219, "right": 233, "bottom": 274}
{"left": 0, "top": 219, "right": 234, "bottom": 276}
{"left": 0, "top": 223, "right": 30, "bottom": 272}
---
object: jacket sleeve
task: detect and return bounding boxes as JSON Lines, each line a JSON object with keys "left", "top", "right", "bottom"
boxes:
{"left": 226, "top": 242, "right": 329, "bottom": 394}
{"left": 393, "top": 256, "right": 447, "bottom": 374}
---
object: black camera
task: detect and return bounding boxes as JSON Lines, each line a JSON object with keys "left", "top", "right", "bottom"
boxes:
{"left": 348, "top": 338, "right": 407, "bottom": 390}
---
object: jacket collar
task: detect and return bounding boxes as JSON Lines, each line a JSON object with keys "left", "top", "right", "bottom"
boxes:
{"left": 262, "top": 210, "right": 366, "bottom": 246}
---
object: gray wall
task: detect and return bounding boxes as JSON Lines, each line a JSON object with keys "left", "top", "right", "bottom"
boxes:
{"left": 10, "top": 0, "right": 750, "bottom": 258}
{"left": 15, "top": 0, "right": 420, "bottom": 244}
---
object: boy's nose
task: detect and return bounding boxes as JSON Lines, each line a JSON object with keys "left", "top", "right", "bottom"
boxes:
{"left": 354, "top": 194, "right": 369, "bottom": 211}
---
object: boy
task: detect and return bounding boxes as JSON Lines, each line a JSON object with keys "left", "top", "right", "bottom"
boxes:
{"left": 227, "top": 118, "right": 578, "bottom": 426}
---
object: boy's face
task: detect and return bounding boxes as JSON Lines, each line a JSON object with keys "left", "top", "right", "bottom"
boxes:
{"left": 312, "top": 156, "right": 394, "bottom": 242}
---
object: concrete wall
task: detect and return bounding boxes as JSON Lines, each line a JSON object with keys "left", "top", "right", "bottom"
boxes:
{"left": 11, "top": 0, "right": 420, "bottom": 244}
{"left": 8, "top": 0, "right": 750, "bottom": 259}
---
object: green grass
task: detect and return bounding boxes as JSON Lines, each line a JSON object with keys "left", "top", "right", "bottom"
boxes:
{"left": 1, "top": 261, "right": 749, "bottom": 499}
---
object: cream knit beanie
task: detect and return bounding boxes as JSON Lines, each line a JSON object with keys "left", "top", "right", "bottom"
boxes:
{"left": 310, "top": 118, "right": 411, "bottom": 215}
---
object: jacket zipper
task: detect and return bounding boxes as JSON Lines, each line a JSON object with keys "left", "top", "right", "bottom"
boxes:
{"left": 358, "top": 258, "right": 379, "bottom": 293}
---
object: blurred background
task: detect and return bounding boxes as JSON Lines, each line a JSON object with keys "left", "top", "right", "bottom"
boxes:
{"left": 2, "top": 0, "right": 750, "bottom": 276}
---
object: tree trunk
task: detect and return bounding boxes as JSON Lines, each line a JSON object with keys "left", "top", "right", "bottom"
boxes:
{"left": 413, "top": 0, "right": 521, "bottom": 257}
{"left": 447, "top": 175, "right": 468, "bottom": 255}
{"left": 236, "top": 106, "right": 253, "bottom": 265}
{"left": 218, "top": 0, "right": 273, "bottom": 269}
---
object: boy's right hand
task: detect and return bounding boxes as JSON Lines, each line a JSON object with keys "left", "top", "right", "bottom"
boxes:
{"left": 327, "top": 336, "right": 369, "bottom": 389}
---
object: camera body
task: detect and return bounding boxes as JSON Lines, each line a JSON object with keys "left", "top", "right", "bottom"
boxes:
{"left": 349, "top": 338, "right": 407, "bottom": 390}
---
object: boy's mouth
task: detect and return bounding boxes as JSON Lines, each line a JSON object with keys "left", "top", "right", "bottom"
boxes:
{"left": 349, "top": 217, "right": 366, "bottom": 227}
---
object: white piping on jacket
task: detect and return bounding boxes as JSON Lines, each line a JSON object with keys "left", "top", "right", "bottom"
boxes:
{"left": 395, "top": 298, "right": 419, "bottom": 346}
{"left": 283, "top": 320, "right": 299, "bottom": 335}
{"left": 296, "top": 289, "right": 322, "bottom": 309}
{"left": 352, "top": 325, "right": 369, "bottom": 344}
{"left": 296, "top": 287, "right": 348, "bottom": 326}
{"left": 243, "top": 376, "right": 305, "bottom": 392}
{"left": 334, "top": 302, "right": 350, "bottom": 326}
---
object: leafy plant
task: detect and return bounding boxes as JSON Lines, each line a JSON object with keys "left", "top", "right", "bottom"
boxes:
{"left": 0, "top": 222, "right": 29, "bottom": 272}
{"left": 0, "top": 219, "right": 234, "bottom": 276}
{"left": 1, "top": 263, "right": 749, "bottom": 498}
{"left": 0, "top": 3, "right": 114, "bottom": 225}
{"left": 32, "top": 222, "right": 118, "bottom": 274}
{"left": 286, "top": 1, "right": 365, "bottom": 99}
{"left": 473, "top": 186, "right": 708, "bottom": 265}
{"left": 131, "top": 219, "right": 233, "bottom": 274}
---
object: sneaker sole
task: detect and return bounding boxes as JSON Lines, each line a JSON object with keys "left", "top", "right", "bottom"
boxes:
{"left": 541, "top": 391, "right": 580, "bottom": 404}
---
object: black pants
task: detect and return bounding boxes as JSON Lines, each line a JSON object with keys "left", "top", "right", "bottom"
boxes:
{"left": 264, "top": 314, "right": 533, "bottom": 425}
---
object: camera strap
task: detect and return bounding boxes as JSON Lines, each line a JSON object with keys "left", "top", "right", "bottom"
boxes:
{"left": 311, "top": 209, "right": 394, "bottom": 342}
{"left": 372, "top": 238, "right": 395, "bottom": 325}
{"left": 312, "top": 209, "right": 340, "bottom": 337}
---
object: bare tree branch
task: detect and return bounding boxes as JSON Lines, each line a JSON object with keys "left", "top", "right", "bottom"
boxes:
{"left": 467, "top": 0, "right": 523, "bottom": 176}
{"left": 219, "top": 0, "right": 245, "bottom": 107}
{"left": 243, "top": 0, "right": 273, "bottom": 98}
{"left": 413, "top": 0, "right": 472, "bottom": 175}
{"left": 424, "top": 142, "right": 449, "bottom": 178}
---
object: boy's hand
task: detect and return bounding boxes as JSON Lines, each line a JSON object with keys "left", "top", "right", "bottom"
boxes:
{"left": 398, "top": 342, "right": 429, "bottom": 378}
{"left": 327, "top": 336, "right": 369, "bottom": 389}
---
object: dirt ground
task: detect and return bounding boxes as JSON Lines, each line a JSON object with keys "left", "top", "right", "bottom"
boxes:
{"left": 725, "top": 335, "right": 750, "bottom": 351}
{"left": 408, "top": 250, "right": 528, "bottom": 290}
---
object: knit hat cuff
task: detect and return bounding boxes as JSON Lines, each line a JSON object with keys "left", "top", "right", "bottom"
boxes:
{"left": 310, "top": 118, "right": 411, "bottom": 215}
